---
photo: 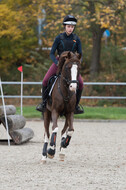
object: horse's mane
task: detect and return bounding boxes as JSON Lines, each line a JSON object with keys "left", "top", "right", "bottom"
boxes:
{"left": 56, "top": 51, "right": 81, "bottom": 75}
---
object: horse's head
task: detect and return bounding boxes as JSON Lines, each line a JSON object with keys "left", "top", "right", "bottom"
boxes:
{"left": 57, "top": 51, "right": 81, "bottom": 92}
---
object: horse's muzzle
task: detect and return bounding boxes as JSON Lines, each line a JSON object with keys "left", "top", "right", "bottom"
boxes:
{"left": 69, "top": 80, "right": 78, "bottom": 92}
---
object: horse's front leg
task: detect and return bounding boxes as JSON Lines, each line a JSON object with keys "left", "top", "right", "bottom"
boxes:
{"left": 61, "top": 113, "right": 74, "bottom": 149}
{"left": 47, "top": 109, "right": 59, "bottom": 159}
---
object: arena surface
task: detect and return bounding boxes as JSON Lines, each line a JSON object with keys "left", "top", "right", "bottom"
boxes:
{"left": 0, "top": 119, "right": 126, "bottom": 190}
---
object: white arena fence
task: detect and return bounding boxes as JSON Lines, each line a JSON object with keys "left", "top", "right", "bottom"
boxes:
{"left": 0, "top": 81, "right": 126, "bottom": 100}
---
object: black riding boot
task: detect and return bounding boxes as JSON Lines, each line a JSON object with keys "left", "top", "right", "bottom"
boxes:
{"left": 74, "top": 89, "right": 84, "bottom": 114}
{"left": 36, "top": 86, "right": 48, "bottom": 112}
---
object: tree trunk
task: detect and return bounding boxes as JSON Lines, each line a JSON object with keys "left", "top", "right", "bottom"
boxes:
{"left": 90, "top": 28, "right": 103, "bottom": 79}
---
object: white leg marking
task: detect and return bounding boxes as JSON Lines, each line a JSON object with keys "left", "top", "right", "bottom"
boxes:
{"left": 61, "top": 132, "right": 67, "bottom": 139}
{"left": 67, "top": 131, "right": 74, "bottom": 137}
{"left": 44, "top": 133, "right": 49, "bottom": 143}
{"left": 42, "top": 155, "right": 47, "bottom": 163}
{"left": 52, "top": 127, "right": 58, "bottom": 133}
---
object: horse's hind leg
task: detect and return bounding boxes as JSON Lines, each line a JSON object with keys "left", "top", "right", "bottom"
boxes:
{"left": 60, "top": 119, "right": 68, "bottom": 147}
{"left": 61, "top": 119, "right": 68, "bottom": 137}
{"left": 60, "top": 113, "right": 74, "bottom": 149}
{"left": 42, "top": 110, "right": 51, "bottom": 162}
{"left": 59, "top": 119, "right": 69, "bottom": 161}
{"left": 47, "top": 110, "right": 59, "bottom": 159}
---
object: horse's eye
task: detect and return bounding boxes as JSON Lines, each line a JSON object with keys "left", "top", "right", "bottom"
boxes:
{"left": 66, "top": 65, "right": 71, "bottom": 69}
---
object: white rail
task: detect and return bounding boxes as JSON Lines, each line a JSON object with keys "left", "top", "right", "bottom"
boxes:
{"left": 0, "top": 81, "right": 126, "bottom": 100}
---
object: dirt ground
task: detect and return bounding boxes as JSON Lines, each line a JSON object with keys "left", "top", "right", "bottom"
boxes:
{"left": 0, "top": 119, "right": 126, "bottom": 190}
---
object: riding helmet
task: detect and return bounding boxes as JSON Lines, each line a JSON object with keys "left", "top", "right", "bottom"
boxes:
{"left": 63, "top": 15, "right": 77, "bottom": 26}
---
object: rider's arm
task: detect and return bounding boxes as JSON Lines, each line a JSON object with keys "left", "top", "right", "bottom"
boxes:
{"left": 76, "top": 37, "right": 82, "bottom": 55}
{"left": 76, "top": 36, "right": 83, "bottom": 61}
{"left": 50, "top": 35, "right": 60, "bottom": 65}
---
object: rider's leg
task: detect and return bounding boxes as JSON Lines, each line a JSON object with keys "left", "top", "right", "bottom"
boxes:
{"left": 74, "top": 74, "right": 84, "bottom": 114}
{"left": 36, "top": 85, "right": 48, "bottom": 112}
{"left": 36, "top": 63, "right": 58, "bottom": 112}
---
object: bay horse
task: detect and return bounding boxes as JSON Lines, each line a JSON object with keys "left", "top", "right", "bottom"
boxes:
{"left": 42, "top": 51, "right": 81, "bottom": 162}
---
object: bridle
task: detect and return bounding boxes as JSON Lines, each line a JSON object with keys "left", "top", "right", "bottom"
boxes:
{"left": 63, "top": 62, "right": 79, "bottom": 87}
{"left": 58, "top": 76, "right": 75, "bottom": 102}
{"left": 62, "top": 77, "right": 79, "bottom": 87}
{"left": 58, "top": 62, "right": 79, "bottom": 102}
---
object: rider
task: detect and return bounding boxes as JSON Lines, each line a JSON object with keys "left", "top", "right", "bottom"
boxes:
{"left": 36, "top": 15, "right": 84, "bottom": 114}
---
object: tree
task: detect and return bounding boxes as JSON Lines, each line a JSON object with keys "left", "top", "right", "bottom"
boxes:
{"left": 85, "top": 0, "right": 126, "bottom": 78}
{"left": 0, "top": 0, "right": 126, "bottom": 80}
{"left": 0, "top": 0, "right": 38, "bottom": 76}
{"left": 39, "top": 0, "right": 126, "bottom": 78}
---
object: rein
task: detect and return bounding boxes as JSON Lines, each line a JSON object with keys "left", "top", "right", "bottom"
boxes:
{"left": 63, "top": 76, "right": 79, "bottom": 87}
{"left": 58, "top": 76, "right": 75, "bottom": 102}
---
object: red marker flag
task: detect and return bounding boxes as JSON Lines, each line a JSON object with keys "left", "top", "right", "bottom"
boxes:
{"left": 18, "top": 66, "right": 23, "bottom": 72}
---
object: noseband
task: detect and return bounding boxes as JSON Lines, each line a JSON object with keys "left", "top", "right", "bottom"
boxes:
{"left": 63, "top": 77, "right": 79, "bottom": 87}
{"left": 58, "top": 62, "right": 79, "bottom": 102}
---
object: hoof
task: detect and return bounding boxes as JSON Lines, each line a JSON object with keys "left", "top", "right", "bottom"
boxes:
{"left": 47, "top": 147, "right": 55, "bottom": 159}
{"left": 41, "top": 159, "right": 46, "bottom": 164}
{"left": 41, "top": 155, "right": 47, "bottom": 163}
{"left": 47, "top": 153, "right": 55, "bottom": 159}
{"left": 59, "top": 147, "right": 65, "bottom": 161}
{"left": 59, "top": 153, "right": 65, "bottom": 161}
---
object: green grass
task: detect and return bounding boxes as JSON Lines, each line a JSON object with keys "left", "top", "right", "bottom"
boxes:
{"left": 74, "top": 107, "right": 126, "bottom": 120}
{"left": 16, "top": 106, "right": 42, "bottom": 118}
{"left": 16, "top": 106, "right": 126, "bottom": 120}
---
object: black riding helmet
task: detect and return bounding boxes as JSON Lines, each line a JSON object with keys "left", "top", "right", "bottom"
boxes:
{"left": 63, "top": 15, "right": 77, "bottom": 26}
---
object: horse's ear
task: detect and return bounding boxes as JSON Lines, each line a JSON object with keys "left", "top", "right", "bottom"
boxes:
{"left": 67, "top": 51, "right": 72, "bottom": 59}
{"left": 56, "top": 56, "right": 66, "bottom": 75}
{"left": 77, "top": 53, "right": 82, "bottom": 60}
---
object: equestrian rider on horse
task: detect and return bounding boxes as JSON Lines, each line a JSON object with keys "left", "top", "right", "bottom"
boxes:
{"left": 36, "top": 15, "right": 84, "bottom": 114}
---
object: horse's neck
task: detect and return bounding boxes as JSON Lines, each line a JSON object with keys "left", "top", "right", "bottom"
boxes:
{"left": 60, "top": 75, "right": 70, "bottom": 95}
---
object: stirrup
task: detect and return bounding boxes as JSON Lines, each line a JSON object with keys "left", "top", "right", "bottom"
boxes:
{"left": 74, "top": 105, "right": 84, "bottom": 115}
{"left": 36, "top": 102, "right": 46, "bottom": 112}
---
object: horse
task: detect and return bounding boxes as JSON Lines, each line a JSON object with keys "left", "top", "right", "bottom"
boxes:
{"left": 42, "top": 51, "right": 81, "bottom": 162}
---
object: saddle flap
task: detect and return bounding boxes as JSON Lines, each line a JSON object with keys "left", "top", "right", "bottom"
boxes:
{"left": 47, "top": 75, "right": 58, "bottom": 97}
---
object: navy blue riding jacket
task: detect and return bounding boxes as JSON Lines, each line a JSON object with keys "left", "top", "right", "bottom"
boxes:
{"left": 50, "top": 32, "right": 82, "bottom": 65}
